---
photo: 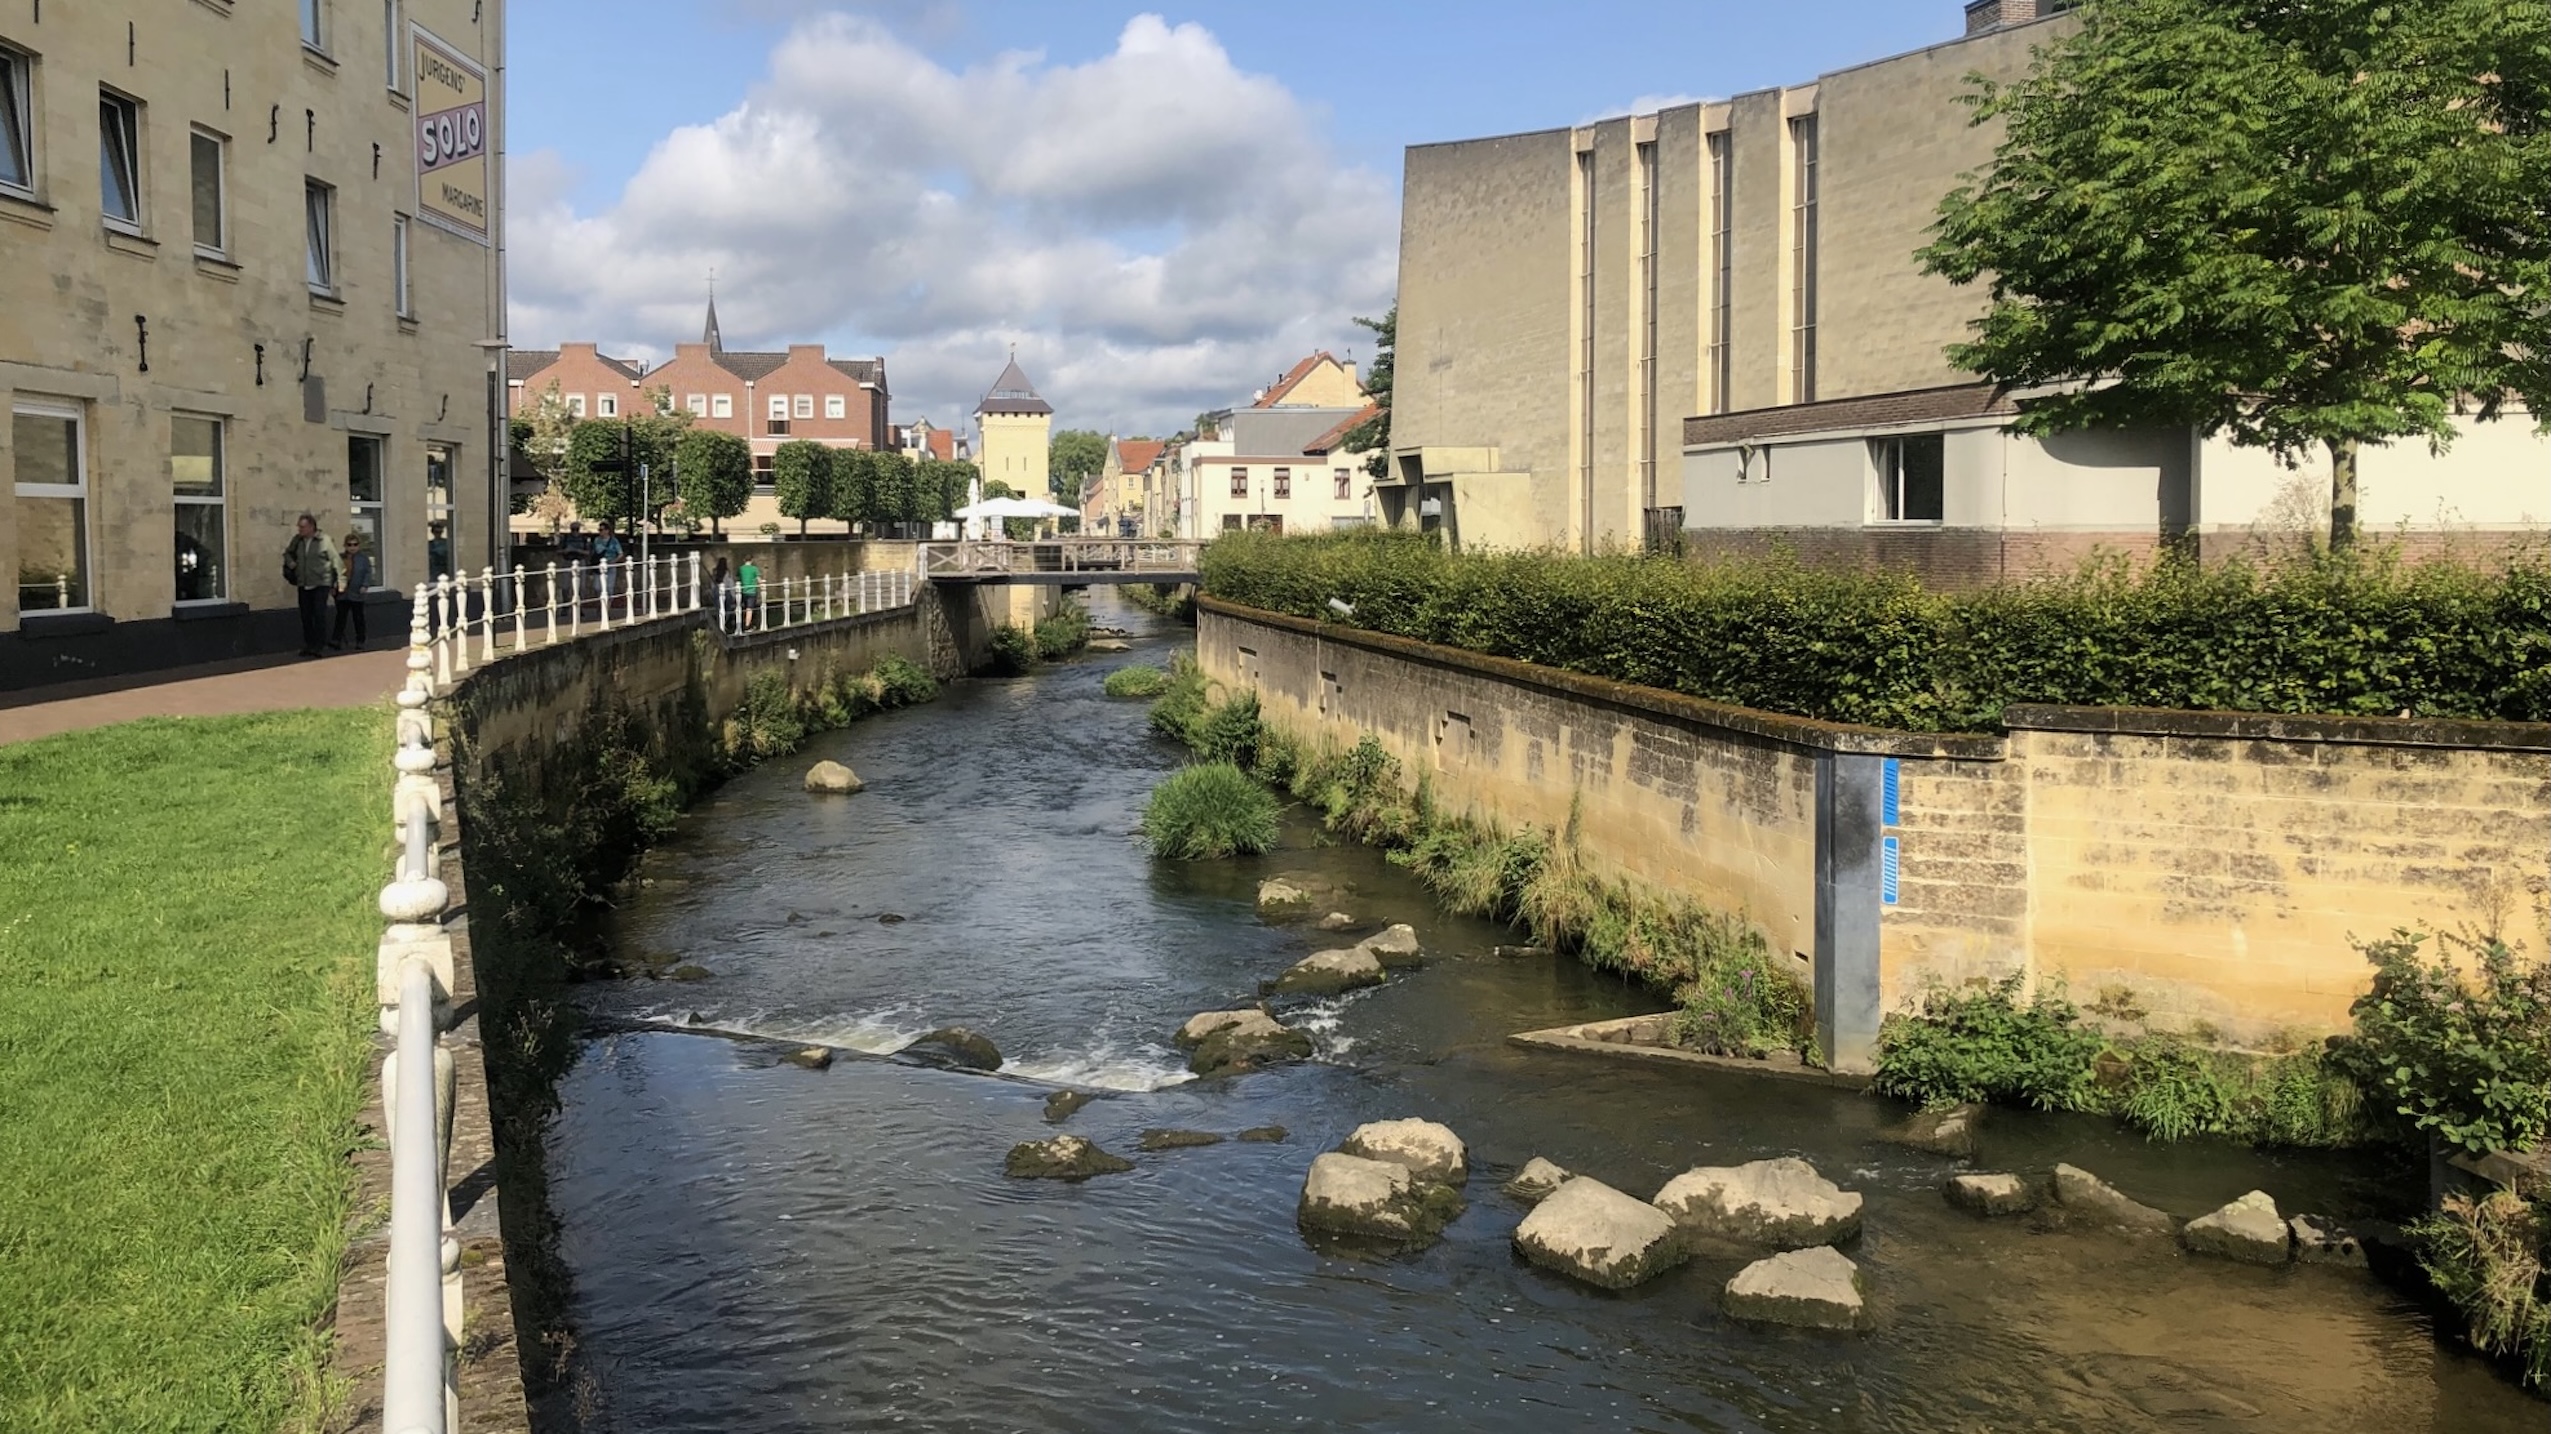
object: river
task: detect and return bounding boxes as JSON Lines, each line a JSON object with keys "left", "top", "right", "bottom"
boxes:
{"left": 541, "top": 588, "right": 2537, "bottom": 1433}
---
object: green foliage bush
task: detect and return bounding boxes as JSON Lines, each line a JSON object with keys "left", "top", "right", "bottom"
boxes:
{"left": 674, "top": 428, "right": 754, "bottom": 533}
{"left": 987, "top": 625, "right": 1037, "bottom": 675}
{"left": 1147, "top": 653, "right": 1213, "bottom": 743}
{"left": 771, "top": 439, "right": 836, "bottom": 533}
{"left": 2414, "top": 1190, "right": 2549, "bottom": 1390}
{"left": 1200, "top": 530, "right": 2551, "bottom": 732}
{"left": 2351, "top": 930, "right": 2551, "bottom": 1157}
{"left": 726, "top": 672, "right": 807, "bottom": 765}
{"left": 1874, "top": 975, "right": 2107, "bottom": 1112}
{"left": 1033, "top": 601, "right": 1092, "bottom": 659}
{"left": 1140, "top": 762, "right": 1279, "bottom": 859}
{"left": 1103, "top": 664, "right": 1172, "bottom": 699}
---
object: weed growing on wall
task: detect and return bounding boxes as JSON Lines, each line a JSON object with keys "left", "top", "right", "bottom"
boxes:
{"left": 1140, "top": 762, "right": 1280, "bottom": 859}
{"left": 1200, "top": 529, "right": 2551, "bottom": 732}
{"left": 2414, "top": 1190, "right": 2550, "bottom": 1390}
{"left": 1123, "top": 583, "right": 1197, "bottom": 622}
{"left": 2350, "top": 930, "right": 2551, "bottom": 1158}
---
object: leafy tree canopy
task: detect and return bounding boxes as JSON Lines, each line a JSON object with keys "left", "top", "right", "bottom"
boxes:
{"left": 1049, "top": 428, "right": 1109, "bottom": 500}
{"left": 771, "top": 440, "right": 836, "bottom": 533}
{"left": 1919, "top": 0, "right": 2551, "bottom": 549}
{"left": 1340, "top": 305, "right": 1395, "bottom": 478}
{"left": 674, "top": 428, "right": 754, "bottom": 535}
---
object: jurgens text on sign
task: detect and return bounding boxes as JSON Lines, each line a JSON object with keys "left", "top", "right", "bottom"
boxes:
{"left": 411, "top": 26, "right": 490, "bottom": 244}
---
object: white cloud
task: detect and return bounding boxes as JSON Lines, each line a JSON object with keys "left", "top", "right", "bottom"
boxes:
{"left": 508, "top": 13, "right": 1398, "bottom": 439}
{"left": 1576, "top": 92, "right": 1711, "bottom": 124}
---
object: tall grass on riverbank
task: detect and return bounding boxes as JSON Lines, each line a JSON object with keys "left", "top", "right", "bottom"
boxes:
{"left": 1103, "top": 664, "right": 1172, "bottom": 699}
{"left": 1140, "top": 762, "right": 1279, "bottom": 859}
{"left": 2415, "top": 1190, "right": 2550, "bottom": 1390}
{"left": 0, "top": 710, "right": 384, "bottom": 1432}
{"left": 1200, "top": 529, "right": 2551, "bottom": 732}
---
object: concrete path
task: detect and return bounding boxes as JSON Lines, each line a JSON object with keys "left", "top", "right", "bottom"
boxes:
{"left": 0, "top": 648, "right": 409, "bottom": 745}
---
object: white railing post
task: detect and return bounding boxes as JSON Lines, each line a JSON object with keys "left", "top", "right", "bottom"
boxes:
{"left": 688, "top": 551, "right": 702, "bottom": 612}
{"left": 596, "top": 561, "right": 614, "bottom": 633}
{"left": 511, "top": 566, "right": 527, "bottom": 653}
{"left": 544, "top": 564, "right": 560, "bottom": 646}
{"left": 433, "top": 575, "right": 455, "bottom": 685}
{"left": 716, "top": 578, "right": 729, "bottom": 634}
{"left": 409, "top": 584, "right": 433, "bottom": 691}
{"left": 477, "top": 567, "right": 497, "bottom": 667}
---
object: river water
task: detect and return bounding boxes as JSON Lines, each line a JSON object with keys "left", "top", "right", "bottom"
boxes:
{"left": 544, "top": 589, "right": 2538, "bottom": 1433}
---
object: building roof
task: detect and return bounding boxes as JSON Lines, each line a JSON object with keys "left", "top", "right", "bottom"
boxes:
{"left": 1114, "top": 438, "right": 1167, "bottom": 473}
{"left": 1681, "top": 382, "right": 2020, "bottom": 448}
{"left": 508, "top": 348, "right": 644, "bottom": 384}
{"left": 703, "top": 296, "right": 724, "bottom": 352}
{"left": 1303, "top": 403, "right": 1380, "bottom": 456}
{"left": 977, "top": 356, "right": 1054, "bottom": 416}
{"left": 1254, "top": 351, "right": 1335, "bottom": 407}
{"left": 1223, "top": 405, "right": 1369, "bottom": 460}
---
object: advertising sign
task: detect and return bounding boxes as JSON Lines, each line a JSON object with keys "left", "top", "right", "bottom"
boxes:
{"left": 411, "top": 27, "right": 490, "bottom": 244}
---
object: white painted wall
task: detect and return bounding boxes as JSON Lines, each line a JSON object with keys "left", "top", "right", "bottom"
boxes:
{"left": 2196, "top": 414, "right": 2551, "bottom": 536}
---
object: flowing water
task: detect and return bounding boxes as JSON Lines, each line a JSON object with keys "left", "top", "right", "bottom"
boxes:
{"left": 544, "top": 589, "right": 2538, "bottom": 1433}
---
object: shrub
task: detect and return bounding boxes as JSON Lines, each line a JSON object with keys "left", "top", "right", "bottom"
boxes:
{"left": 2415, "top": 1190, "right": 2550, "bottom": 1389}
{"left": 1192, "top": 690, "right": 1263, "bottom": 769}
{"left": 873, "top": 653, "right": 939, "bottom": 706}
{"left": 1140, "top": 762, "right": 1279, "bottom": 859}
{"left": 1873, "top": 976, "right": 2106, "bottom": 1112}
{"left": 1033, "top": 602, "right": 1092, "bottom": 659}
{"left": 725, "top": 672, "right": 806, "bottom": 766}
{"left": 1103, "top": 665, "right": 1172, "bottom": 699}
{"left": 2350, "top": 930, "right": 2551, "bottom": 1157}
{"left": 1147, "top": 653, "right": 1212, "bottom": 743}
{"left": 1199, "top": 529, "right": 2551, "bottom": 732}
{"left": 1673, "top": 943, "right": 1814, "bottom": 1059}
{"left": 987, "top": 625, "right": 1037, "bottom": 676}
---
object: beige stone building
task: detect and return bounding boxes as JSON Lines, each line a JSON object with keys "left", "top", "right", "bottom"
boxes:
{"left": 1, "top": 0, "right": 507, "bottom": 688}
{"left": 1388, "top": 0, "right": 2549, "bottom": 577}
{"left": 974, "top": 354, "right": 1051, "bottom": 501}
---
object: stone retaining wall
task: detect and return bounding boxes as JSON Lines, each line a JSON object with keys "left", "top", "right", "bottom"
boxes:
{"left": 1199, "top": 598, "right": 2551, "bottom": 1066}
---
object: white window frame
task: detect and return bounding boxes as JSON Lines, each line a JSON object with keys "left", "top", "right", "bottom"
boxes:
{"left": 13, "top": 399, "right": 95, "bottom": 615}
{"left": 768, "top": 394, "right": 790, "bottom": 422}
{"left": 598, "top": 393, "right": 618, "bottom": 419}
{"left": 392, "top": 214, "right": 412, "bottom": 317}
{"left": 685, "top": 393, "right": 706, "bottom": 416}
{"left": 1228, "top": 467, "right": 1249, "bottom": 498}
{"left": 824, "top": 394, "right": 845, "bottom": 420}
{"left": 305, "top": 178, "right": 335, "bottom": 294}
{"left": 793, "top": 394, "right": 814, "bottom": 420}
{"left": 424, "top": 440, "right": 457, "bottom": 582}
{"left": 189, "top": 127, "right": 228, "bottom": 257}
{"left": 566, "top": 394, "right": 586, "bottom": 418}
{"left": 1, "top": 44, "right": 37, "bottom": 200}
{"left": 1334, "top": 468, "right": 1352, "bottom": 501}
{"left": 383, "top": 0, "right": 403, "bottom": 90}
{"left": 711, "top": 393, "right": 733, "bottom": 419}
{"left": 99, "top": 89, "right": 143, "bottom": 233}
{"left": 348, "top": 434, "right": 388, "bottom": 588}
{"left": 1870, "top": 434, "right": 1947, "bottom": 524}
{"left": 301, "top": 0, "right": 327, "bottom": 54}
{"left": 171, "top": 413, "right": 228, "bottom": 606}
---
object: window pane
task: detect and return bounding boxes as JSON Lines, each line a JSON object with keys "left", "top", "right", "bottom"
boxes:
{"left": 302, "top": 0, "right": 323, "bottom": 46}
{"left": 393, "top": 216, "right": 410, "bottom": 314}
{"left": 191, "top": 133, "right": 223, "bottom": 249}
{"left": 825, "top": 395, "right": 845, "bottom": 419}
{"left": 794, "top": 395, "right": 813, "bottom": 419}
{"left": 306, "top": 183, "right": 332, "bottom": 288}
{"left": 0, "top": 53, "right": 29, "bottom": 191}
{"left": 172, "top": 415, "right": 222, "bottom": 496}
{"left": 346, "top": 509, "right": 383, "bottom": 569}
{"left": 15, "top": 494, "right": 88, "bottom": 609}
{"left": 425, "top": 442, "right": 456, "bottom": 581}
{"left": 1903, "top": 435, "right": 1945, "bottom": 521}
{"left": 176, "top": 499, "right": 225, "bottom": 602}
{"left": 384, "top": 0, "right": 401, "bottom": 86}
{"left": 100, "top": 98, "right": 139, "bottom": 224}
{"left": 349, "top": 435, "right": 383, "bottom": 503}
{"left": 12, "top": 411, "right": 76, "bottom": 486}
{"left": 711, "top": 395, "right": 731, "bottom": 417}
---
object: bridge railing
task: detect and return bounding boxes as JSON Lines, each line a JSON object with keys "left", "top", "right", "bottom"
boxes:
{"left": 918, "top": 538, "right": 1203, "bottom": 577}
{"left": 711, "top": 568, "right": 915, "bottom": 636}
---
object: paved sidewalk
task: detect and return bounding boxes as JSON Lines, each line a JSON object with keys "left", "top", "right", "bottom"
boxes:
{"left": 0, "top": 648, "right": 410, "bottom": 746}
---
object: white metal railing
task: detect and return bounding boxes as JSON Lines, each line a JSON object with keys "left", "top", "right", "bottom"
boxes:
{"left": 711, "top": 567, "right": 915, "bottom": 637}
{"left": 918, "top": 538, "right": 1204, "bottom": 578}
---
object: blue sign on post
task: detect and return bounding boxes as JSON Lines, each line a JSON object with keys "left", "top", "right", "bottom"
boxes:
{"left": 1881, "top": 835, "right": 1901, "bottom": 906}
{"left": 1881, "top": 758, "right": 1900, "bottom": 827}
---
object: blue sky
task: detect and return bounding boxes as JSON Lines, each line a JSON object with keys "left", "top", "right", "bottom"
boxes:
{"left": 507, "top": 0, "right": 1982, "bottom": 435}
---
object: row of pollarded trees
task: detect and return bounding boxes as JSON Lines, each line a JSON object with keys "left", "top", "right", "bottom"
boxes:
{"left": 768, "top": 439, "right": 983, "bottom": 534}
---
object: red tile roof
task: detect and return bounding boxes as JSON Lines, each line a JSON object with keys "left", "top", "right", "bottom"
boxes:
{"left": 1254, "top": 351, "right": 1337, "bottom": 408}
{"left": 1115, "top": 438, "right": 1167, "bottom": 474}
{"left": 1303, "top": 402, "right": 1381, "bottom": 456}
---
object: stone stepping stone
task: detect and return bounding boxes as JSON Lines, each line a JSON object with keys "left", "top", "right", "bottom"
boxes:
{"left": 1654, "top": 1156, "right": 1863, "bottom": 1248}
{"left": 1944, "top": 1171, "right": 2035, "bottom": 1217}
{"left": 2183, "top": 1190, "right": 2292, "bottom": 1265}
{"left": 1513, "top": 1177, "right": 1688, "bottom": 1291}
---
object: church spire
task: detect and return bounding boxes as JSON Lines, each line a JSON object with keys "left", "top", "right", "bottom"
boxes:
{"left": 702, "top": 275, "right": 723, "bottom": 353}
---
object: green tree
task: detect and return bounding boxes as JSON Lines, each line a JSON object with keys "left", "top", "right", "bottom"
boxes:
{"left": 518, "top": 381, "right": 578, "bottom": 488}
{"left": 1919, "top": 0, "right": 2551, "bottom": 551}
{"left": 1049, "top": 428, "right": 1108, "bottom": 503}
{"left": 674, "top": 428, "right": 753, "bottom": 536}
{"left": 1340, "top": 305, "right": 1394, "bottom": 478}
{"left": 870, "top": 449, "right": 918, "bottom": 530}
{"left": 917, "top": 457, "right": 976, "bottom": 523}
{"left": 830, "top": 448, "right": 877, "bottom": 529}
{"left": 771, "top": 440, "right": 836, "bottom": 536}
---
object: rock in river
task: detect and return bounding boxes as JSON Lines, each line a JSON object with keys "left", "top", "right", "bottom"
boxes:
{"left": 1357, "top": 923, "right": 1423, "bottom": 969}
{"left": 1512, "top": 1177, "right": 1687, "bottom": 1290}
{"left": 2183, "top": 1190, "right": 2292, "bottom": 1265}
{"left": 803, "top": 760, "right": 865, "bottom": 794}
{"left": 900, "top": 1026, "right": 1003, "bottom": 1071}
{"left": 1004, "top": 1135, "right": 1134, "bottom": 1182}
{"left": 1653, "top": 1156, "right": 1863, "bottom": 1248}
{"left": 1885, "top": 1103, "right": 1980, "bottom": 1159}
{"left": 783, "top": 1046, "right": 835, "bottom": 1070}
{"left": 1723, "top": 1246, "right": 1869, "bottom": 1332}
{"left": 1339, "top": 1118, "right": 1469, "bottom": 1185}
{"left": 1943, "top": 1172, "right": 2035, "bottom": 1218}
{"left": 1236, "top": 1126, "right": 1290, "bottom": 1143}
{"left": 1504, "top": 1156, "right": 1573, "bottom": 1204}
{"left": 1297, "top": 1152, "right": 1465, "bottom": 1243}
{"left": 1042, "top": 1089, "right": 1094, "bottom": 1123}
{"left": 1180, "top": 1010, "right": 1315, "bottom": 1078}
{"left": 1139, "top": 1128, "right": 1225, "bottom": 1152}
{"left": 1314, "top": 911, "right": 1359, "bottom": 932}
{"left": 1256, "top": 877, "right": 1314, "bottom": 913}
{"left": 1266, "top": 946, "right": 1385, "bottom": 997}
{"left": 2289, "top": 1213, "right": 2367, "bottom": 1268}
{"left": 2049, "top": 1163, "right": 2174, "bottom": 1235}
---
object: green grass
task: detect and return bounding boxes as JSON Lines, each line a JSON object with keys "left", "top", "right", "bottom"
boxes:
{"left": 0, "top": 709, "right": 387, "bottom": 1432}
{"left": 1102, "top": 665, "right": 1172, "bottom": 700}
{"left": 1140, "top": 762, "right": 1279, "bottom": 859}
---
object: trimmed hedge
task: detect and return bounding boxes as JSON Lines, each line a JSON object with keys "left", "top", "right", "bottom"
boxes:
{"left": 1198, "top": 530, "right": 2551, "bottom": 733}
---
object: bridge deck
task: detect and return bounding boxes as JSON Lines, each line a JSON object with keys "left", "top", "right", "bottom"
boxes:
{"left": 920, "top": 539, "right": 1202, "bottom": 586}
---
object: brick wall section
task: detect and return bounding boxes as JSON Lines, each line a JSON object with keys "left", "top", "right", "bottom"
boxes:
{"left": 1882, "top": 754, "right": 2029, "bottom": 1009}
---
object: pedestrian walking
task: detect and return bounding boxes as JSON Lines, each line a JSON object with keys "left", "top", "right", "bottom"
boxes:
{"left": 738, "top": 555, "right": 762, "bottom": 632}
{"left": 561, "top": 522, "right": 593, "bottom": 601}
{"left": 329, "top": 533, "right": 375, "bottom": 651}
{"left": 283, "top": 514, "right": 338, "bottom": 658}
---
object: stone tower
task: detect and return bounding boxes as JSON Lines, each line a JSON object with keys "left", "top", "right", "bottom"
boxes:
{"left": 974, "top": 351, "right": 1054, "bottom": 501}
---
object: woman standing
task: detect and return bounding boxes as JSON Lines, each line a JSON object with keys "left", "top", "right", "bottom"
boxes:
{"left": 330, "top": 533, "right": 375, "bottom": 651}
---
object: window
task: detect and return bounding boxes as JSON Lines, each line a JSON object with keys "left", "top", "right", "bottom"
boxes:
{"left": 711, "top": 394, "right": 733, "bottom": 419}
{"left": 172, "top": 415, "right": 226, "bottom": 603}
{"left": 1790, "top": 115, "right": 1820, "bottom": 405}
{"left": 1707, "top": 131, "right": 1732, "bottom": 415}
{"left": 347, "top": 436, "right": 385, "bottom": 580}
{"left": 1228, "top": 467, "right": 1248, "bottom": 498}
{"left": 1576, "top": 146, "right": 1595, "bottom": 548}
{"left": 305, "top": 179, "right": 335, "bottom": 292}
{"left": 1872, "top": 435, "right": 1945, "bottom": 523}
{"left": 566, "top": 394, "right": 586, "bottom": 417}
{"left": 0, "top": 46, "right": 30, "bottom": 196}
{"left": 768, "top": 394, "right": 789, "bottom": 422}
{"left": 1272, "top": 467, "right": 1291, "bottom": 500}
{"left": 1334, "top": 468, "right": 1352, "bottom": 501}
{"left": 424, "top": 442, "right": 456, "bottom": 581}
{"left": 1221, "top": 513, "right": 1245, "bottom": 531}
{"left": 686, "top": 393, "right": 707, "bottom": 416}
{"left": 825, "top": 394, "right": 845, "bottom": 420}
{"left": 793, "top": 394, "right": 813, "bottom": 420}
{"left": 1637, "top": 138, "right": 1661, "bottom": 509}
{"left": 13, "top": 403, "right": 91, "bottom": 612}
{"left": 383, "top": 0, "right": 402, "bottom": 88}
{"left": 301, "top": 0, "right": 325, "bottom": 51}
{"left": 189, "top": 130, "right": 226, "bottom": 254}
{"left": 597, "top": 394, "right": 618, "bottom": 418}
{"left": 392, "top": 215, "right": 410, "bottom": 316}
{"left": 99, "top": 92, "right": 141, "bottom": 230}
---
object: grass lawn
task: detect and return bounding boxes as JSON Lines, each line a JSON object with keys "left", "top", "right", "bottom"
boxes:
{"left": 0, "top": 709, "right": 387, "bottom": 1432}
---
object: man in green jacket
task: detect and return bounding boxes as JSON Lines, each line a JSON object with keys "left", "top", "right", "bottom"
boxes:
{"left": 283, "top": 513, "right": 339, "bottom": 658}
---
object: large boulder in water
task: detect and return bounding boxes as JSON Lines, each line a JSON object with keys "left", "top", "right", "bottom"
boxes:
{"left": 1357, "top": 924, "right": 1423, "bottom": 970}
{"left": 1183, "top": 1010, "right": 1314, "bottom": 1077}
{"left": 1944, "top": 1172, "right": 2036, "bottom": 1218}
{"left": 1004, "top": 1134, "right": 1133, "bottom": 1182}
{"left": 1722, "top": 1247, "right": 1869, "bottom": 1332}
{"left": 1339, "top": 1118, "right": 1469, "bottom": 1185}
{"left": 1884, "top": 1103, "right": 1980, "bottom": 1159}
{"left": 1296, "top": 1152, "right": 1465, "bottom": 1244}
{"left": 2182, "top": 1190, "right": 2292, "bottom": 1265}
{"left": 2049, "top": 1163, "right": 2173, "bottom": 1235}
{"left": 1653, "top": 1156, "right": 1863, "bottom": 1248}
{"left": 804, "top": 760, "right": 865, "bottom": 794}
{"left": 1512, "top": 1177, "right": 1688, "bottom": 1291}
{"left": 1265, "top": 947, "right": 1385, "bottom": 997}
{"left": 1503, "top": 1157, "right": 1574, "bottom": 1205}
{"left": 1256, "top": 877, "right": 1314, "bottom": 913}
{"left": 901, "top": 1026, "right": 1003, "bottom": 1071}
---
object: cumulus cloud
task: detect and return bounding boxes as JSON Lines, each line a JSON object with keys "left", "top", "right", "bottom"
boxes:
{"left": 509, "top": 13, "right": 1399, "bottom": 438}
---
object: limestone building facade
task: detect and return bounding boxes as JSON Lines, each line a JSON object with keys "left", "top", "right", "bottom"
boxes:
{"left": 1, "top": 0, "right": 508, "bottom": 688}
{"left": 1387, "top": 2, "right": 2548, "bottom": 576}
{"left": 974, "top": 355, "right": 1051, "bottom": 501}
